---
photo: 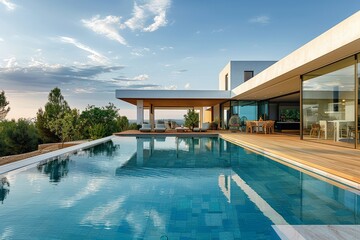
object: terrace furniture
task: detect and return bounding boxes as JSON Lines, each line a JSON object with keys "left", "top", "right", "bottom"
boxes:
{"left": 193, "top": 122, "right": 210, "bottom": 132}
{"left": 309, "top": 123, "right": 321, "bottom": 138}
{"left": 246, "top": 121, "right": 256, "bottom": 133}
{"left": 346, "top": 125, "right": 360, "bottom": 142}
{"left": 154, "top": 123, "right": 166, "bottom": 132}
{"left": 327, "top": 120, "right": 354, "bottom": 141}
{"left": 175, "top": 126, "right": 190, "bottom": 132}
{"left": 139, "top": 123, "right": 152, "bottom": 132}
{"left": 263, "top": 120, "right": 275, "bottom": 134}
{"left": 228, "top": 115, "right": 241, "bottom": 132}
{"left": 240, "top": 116, "right": 248, "bottom": 132}
{"left": 255, "top": 120, "right": 265, "bottom": 133}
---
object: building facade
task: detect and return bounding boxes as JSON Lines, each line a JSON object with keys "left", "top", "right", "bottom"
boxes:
{"left": 116, "top": 11, "right": 360, "bottom": 149}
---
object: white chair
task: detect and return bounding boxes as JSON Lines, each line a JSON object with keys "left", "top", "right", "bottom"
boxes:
{"left": 193, "top": 122, "right": 210, "bottom": 132}
{"left": 139, "top": 123, "right": 151, "bottom": 132}
{"left": 154, "top": 123, "right": 166, "bottom": 132}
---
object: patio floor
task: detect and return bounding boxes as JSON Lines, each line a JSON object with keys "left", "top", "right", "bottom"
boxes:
{"left": 115, "top": 130, "right": 360, "bottom": 188}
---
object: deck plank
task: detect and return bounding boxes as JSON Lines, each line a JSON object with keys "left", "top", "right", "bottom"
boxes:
{"left": 220, "top": 133, "right": 360, "bottom": 185}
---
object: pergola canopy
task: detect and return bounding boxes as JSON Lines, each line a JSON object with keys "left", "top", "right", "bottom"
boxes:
{"left": 116, "top": 89, "right": 231, "bottom": 107}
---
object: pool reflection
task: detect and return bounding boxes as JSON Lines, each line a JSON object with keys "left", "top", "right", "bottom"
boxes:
{"left": 118, "top": 136, "right": 360, "bottom": 225}
{"left": 0, "top": 177, "right": 10, "bottom": 204}
{"left": 37, "top": 157, "right": 70, "bottom": 183}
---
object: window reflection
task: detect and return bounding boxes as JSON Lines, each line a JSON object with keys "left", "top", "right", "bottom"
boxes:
{"left": 302, "top": 56, "right": 356, "bottom": 147}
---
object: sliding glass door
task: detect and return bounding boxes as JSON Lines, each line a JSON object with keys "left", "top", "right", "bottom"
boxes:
{"left": 302, "top": 56, "right": 356, "bottom": 148}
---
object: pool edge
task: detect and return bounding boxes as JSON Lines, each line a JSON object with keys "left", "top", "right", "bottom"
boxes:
{"left": 0, "top": 136, "right": 114, "bottom": 175}
{"left": 219, "top": 134, "right": 360, "bottom": 191}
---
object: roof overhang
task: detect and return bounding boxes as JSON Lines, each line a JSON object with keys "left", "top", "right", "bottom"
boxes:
{"left": 232, "top": 11, "right": 360, "bottom": 101}
{"left": 116, "top": 90, "right": 231, "bottom": 107}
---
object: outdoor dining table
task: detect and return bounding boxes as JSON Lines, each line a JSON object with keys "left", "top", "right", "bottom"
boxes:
{"left": 252, "top": 121, "right": 265, "bottom": 133}
{"left": 247, "top": 120, "right": 265, "bottom": 133}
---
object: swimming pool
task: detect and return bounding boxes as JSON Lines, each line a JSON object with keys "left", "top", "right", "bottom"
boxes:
{"left": 0, "top": 136, "right": 359, "bottom": 239}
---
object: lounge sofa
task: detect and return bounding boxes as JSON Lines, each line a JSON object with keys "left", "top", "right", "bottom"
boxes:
{"left": 193, "top": 122, "right": 210, "bottom": 132}
{"left": 154, "top": 123, "right": 166, "bottom": 132}
{"left": 139, "top": 123, "right": 152, "bottom": 132}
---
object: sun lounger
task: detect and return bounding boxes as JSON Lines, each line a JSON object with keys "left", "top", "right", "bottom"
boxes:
{"left": 193, "top": 122, "right": 210, "bottom": 132}
{"left": 139, "top": 123, "right": 152, "bottom": 132}
{"left": 154, "top": 123, "right": 166, "bottom": 132}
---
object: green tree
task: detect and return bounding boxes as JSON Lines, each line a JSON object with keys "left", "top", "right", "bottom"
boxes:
{"left": 80, "top": 103, "right": 120, "bottom": 139}
{"left": 184, "top": 109, "right": 199, "bottom": 131}
{"left": 1, "top": 119, "right": 38, "bottom": 156}
{"left": 89, "top": 123, "right": 107, "bottom": 140}
{"left": 48, "top": 109, "right": 81, "bottom": 146}
{"left": 36, "top": 108, "right": 55, "bottom": 143}
{"left": 116, "top": 115, "right": 130, "bottom": 132}
{"left": 36, "top": 87, "right": 70, "bottom": 143}
{"left": 0, "top": 90, "right": 10, "bottom": 120}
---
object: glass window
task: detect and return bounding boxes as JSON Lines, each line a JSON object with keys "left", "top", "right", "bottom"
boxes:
{"left": 225, "top": 74, "right": 229, "bottom": 90}
{"left": 302, "top": 56, "right": 356, "bottom": 148}
{"left": 244, "top": 71, "right": 254, "bottom": 82}
{"left": 231, "top": 101, "right": 258, "bottom": 121}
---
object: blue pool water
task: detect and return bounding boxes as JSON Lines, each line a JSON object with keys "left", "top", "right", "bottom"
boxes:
{"left": 0, "top": 136, "right": 359, "bottom": 239}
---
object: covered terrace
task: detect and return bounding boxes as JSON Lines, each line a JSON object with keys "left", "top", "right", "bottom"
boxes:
{"left": 116, "top": 89, "right": 231, "bottom": 129}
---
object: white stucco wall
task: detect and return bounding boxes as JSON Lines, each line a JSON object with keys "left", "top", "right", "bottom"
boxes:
{"left": 219, "top": 61, "right": 276, "bottom": 90}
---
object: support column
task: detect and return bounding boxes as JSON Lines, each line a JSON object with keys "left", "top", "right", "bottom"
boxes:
{"left": 136, "top": 100, "right": 144, "bottom": 125}
{"left": 150, "top": 104, "right": 155, "bottom": 130}
{"left": 199, "top": 107, "right": 203, "bottom": 127}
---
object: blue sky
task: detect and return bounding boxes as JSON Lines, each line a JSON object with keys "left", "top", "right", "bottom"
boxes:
{"left": 0, "top": 0, "right": 359, "bottom": 120}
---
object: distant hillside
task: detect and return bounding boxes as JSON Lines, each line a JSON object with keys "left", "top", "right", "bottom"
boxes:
{"left": 129, "top": 119, "right": 185, "bottom": 125}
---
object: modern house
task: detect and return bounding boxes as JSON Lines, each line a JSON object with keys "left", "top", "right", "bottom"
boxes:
{"left": 116, "top": 10, "right": 360, "bottom": 149}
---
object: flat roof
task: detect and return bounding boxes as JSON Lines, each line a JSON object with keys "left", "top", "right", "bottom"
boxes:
{"left": 232, "top": 11, "right": 360, "bottom": 101}
{"left": 116, "top": 89, "right": 231, "bottom": 107}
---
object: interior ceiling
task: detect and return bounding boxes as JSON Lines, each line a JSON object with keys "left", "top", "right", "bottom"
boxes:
{"left": 233, "top": 76, "right": 300, "bottom": 101}
{"left": 121, "top": 98, "right": 228, "bottom": 107}
{"left": 268, "top": 92, "right": 300, "bottom": 102}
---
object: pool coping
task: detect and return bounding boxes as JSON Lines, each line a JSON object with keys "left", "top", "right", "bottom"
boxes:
{"left": 219, "top": 134, "right": 360, "bottom": 191}
{"left": 0, "top": 136, "right": 113, "bottom": 175}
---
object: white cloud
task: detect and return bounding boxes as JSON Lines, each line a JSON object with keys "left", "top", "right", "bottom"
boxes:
{"left": 212, "top": 28, "right": 224, "bottom": 33}
{"left": 131, "top": 47, "right": 150, "bottom": 56}
{"left": 184, "top": 83, "right": 190, "bottom": 89}
{"left": 81, "top": 196, "right": 126, "bottom": 227}
{"left": 163, "top": 85, "right": 177, "bottom": 90}
{"left": 113, "top": 73, "right": 149, "bottom": 82}
{"left": 172, "top": 69, "right": 187, "bottom": 74}
{"left": 60, "top": 179, "right": 105, "bottom": 208}
{"left": 59, "top": 36, "right": 108, "bottom": 64}
{"left": 0, "top": 0, "right": 16, "bottom": 11}
{"left": 82, "top": 15, "right": 127, "bottom": 46}
{"left": 125, "top": 0, "right": 171, "bottom": 32}
{"left": 0, "top": 37, "right": 4, "bottom": 42}
{"left": 4, "top": 57, "right": 17, "bottom": 68}
{"left": 74, "top": 88, "right": 95, "bottom": 94}
{"left": 160, "top": 46, "right": 173, "bottom": 51}
{"left": 133, "top": 74, "right": 149, "bottom": 81}
{"left": 249, "top": 15, "right": 270, "bottom": 24}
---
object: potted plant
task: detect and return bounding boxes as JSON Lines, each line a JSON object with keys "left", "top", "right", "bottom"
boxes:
{"left": 183, "top": 109, "right": 199, "bottom": 131}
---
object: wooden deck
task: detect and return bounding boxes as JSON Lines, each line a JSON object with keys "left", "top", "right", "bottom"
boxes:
{"left": 115, "top": 130, "right": 360, "bottom": 187}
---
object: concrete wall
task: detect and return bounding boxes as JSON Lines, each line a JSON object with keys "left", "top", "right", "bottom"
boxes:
{"left": 219, "top": 61, "right": 276, "bottom": 91}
